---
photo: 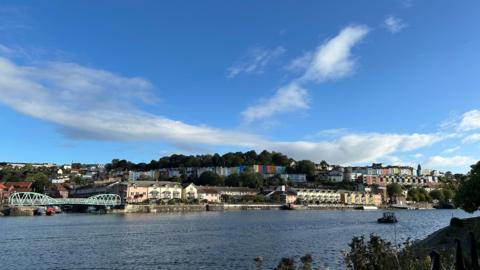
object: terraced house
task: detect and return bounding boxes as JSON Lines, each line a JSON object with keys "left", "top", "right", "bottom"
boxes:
{"left": 295, "top": 189, "right": 341, "bottom": 204}
{"left": 340, "top": 192, "right": 382, "bottom": 206}
{"left": 147, "top": 181, "right": 182, "bottom": 201}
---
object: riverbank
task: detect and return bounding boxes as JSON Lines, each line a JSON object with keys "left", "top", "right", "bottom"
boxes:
{"left": 117, "top": 203, "right": 360, "bottom": 213}
{"left": 0, "top": 203, "right": 439, "bottom": 216}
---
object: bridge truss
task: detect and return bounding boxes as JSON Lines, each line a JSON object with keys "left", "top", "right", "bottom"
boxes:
{"left": 8, "top": 192, "right": 122, "bottom": 207}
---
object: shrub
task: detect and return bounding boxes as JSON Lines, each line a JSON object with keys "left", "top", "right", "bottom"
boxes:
{"left": 450, "top": 217, "right": 464, "bottom": 227}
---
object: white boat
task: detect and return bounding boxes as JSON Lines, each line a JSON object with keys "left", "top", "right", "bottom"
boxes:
{"left": 354, "top": 205, "right": 378, "bottom": 210}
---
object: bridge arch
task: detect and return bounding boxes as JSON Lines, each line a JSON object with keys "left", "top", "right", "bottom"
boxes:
{"left": 8, "top": 192, "right": 122, "bottom": 207}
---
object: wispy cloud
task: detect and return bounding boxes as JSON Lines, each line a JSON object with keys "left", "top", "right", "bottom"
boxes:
{"left": 462, "top": 133, "right": 480, "bottom": 144}
{"left": 0, "top": 55, "right": 447, "bottom": 165}
{"left": 300, "top": 25, "right": 370, "bottom": 83}
{"left": 443, "top": 146, "right": 460, "bottom": 154}
{"left": 243, "top": 24, "right": 369, "bottom": 123}
{"left": 457, "top": 109, "right": 480, "bottom": 131}
{"left": 413, "top": 153, "right": 423, "bottom": 158}
{"left": 241, "top": 83, "right": 309, "bottom": 123}
{"left": 384, "top": 16, "right": 407, "bottom": 33}
{"left": 227, "top": 46, "right": 285, "bottom": 78}
{"left": 425, "top": 155, "right": 476, "bottom": 168}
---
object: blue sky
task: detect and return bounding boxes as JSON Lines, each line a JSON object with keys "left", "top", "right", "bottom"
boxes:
{"left": 1, "top": 1, "right": 480, "bottom": 173}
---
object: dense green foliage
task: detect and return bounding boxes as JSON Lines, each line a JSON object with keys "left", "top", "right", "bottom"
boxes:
{"left": 295, "top": 160, "right": 316, "bottom": 180}
{"left": 386, "top": 183, "right": 403, "bottom": 197}
{"left": 195, "top": 171, "right": 225, "bottom": 186}
{"left": 344, "top": 234, "right": 451, "bottom": 270}
{"left": 407, "top": 187, "right": 430, "bottom": 202}
{"left": 455, "top": 161, "right": 480, "bottom": 213}
{"left": 28, "top": 172, "right": 50, "bottom": 192}
{"left": 105, "top": 150, "right": 294, "bottom": 171}
{"left": 0, "top": 165, "right": 56, "bottom": 183}
{"left": 0, "top": 166, "right": 54, "bottom": 192}
{"left": 273, "top": 254, "right": 313, "bottom": 270}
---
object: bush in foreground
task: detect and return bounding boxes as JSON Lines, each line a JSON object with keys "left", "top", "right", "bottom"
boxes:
{"left": 270, "top": 234, "right": 455, "bottom": 270}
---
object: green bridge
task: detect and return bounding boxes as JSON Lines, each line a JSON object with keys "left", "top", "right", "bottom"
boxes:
{"left": 8, "top": 192, "right": 122, "bottom": 207}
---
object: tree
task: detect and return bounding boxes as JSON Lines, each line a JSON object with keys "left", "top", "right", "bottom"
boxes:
{"left": 296, "top": 160, "right": 316, "bottom": 181}
{"left": 442, "top": 189, "right": 454, "bottom": 201}
{"left": 429, "top": 189, "right": 445, "bottom": 202}
{"left": 407, "top": 188, "right": 431, "bottom": 202}
{"left": 454, "top": 161, "right": 480, "bottom": 213}
{"left": 257, "top": 150, "right": 273, "bottom": 165}
{"left": 196, "top": 171, "right": 224, "bottom": 186}
{"left": 225, "top": 173, "right": 240, "bottom": 187}
{"left": 271, "top": 152, "right": 290, "bottom": 167}
{"left": 387, "top": 183, "right": 403, "bottom": 198}
{"left": 239, "top": 172, "right": 263, "bottom": 189}
{"left": 345, "top": 234, "right": 432, "bottom": 270}
{"left": 28, "top": 172, "right": 50, "bottom": 192}
{"left": 72, "top": 176, "right": 87, "bottom": 186}
{"left": 265, "top": 174, "right": 285, "bottom": 186}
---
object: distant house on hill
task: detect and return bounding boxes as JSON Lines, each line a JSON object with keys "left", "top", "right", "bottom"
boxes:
{"left": 44, "top": 184, "right": 69, "bottom": 198}
{"left": 4, "top": 181, "right": 33, "bottom": 193}
{"left": 0, "top": 183, "right": 13, "bottom": 202}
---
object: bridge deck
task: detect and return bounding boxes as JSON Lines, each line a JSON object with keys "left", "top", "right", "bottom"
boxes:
{"left": 8, "top": 192, "right": 122, "bottom": 207}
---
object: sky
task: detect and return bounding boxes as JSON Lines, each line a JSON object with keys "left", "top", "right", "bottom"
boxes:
{"left": 0, "top": 1, "right": 480, "bottom": 173}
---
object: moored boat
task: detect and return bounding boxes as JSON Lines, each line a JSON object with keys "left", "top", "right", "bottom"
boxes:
{"left": 354, "top": 205, "right": 378, "bottom": 210}
{"left": 377, "top": 212, "right": 397, "bottom": 223}
{"left": 280, "top": 203, "right": 295, "bottom": 210}
{"left": 46, "top": 207, "right": 56, "bottom": 216}
{"left": 35, "top": 207, "right": 46, "bottom": 216}
{"left": 53, "top": 206, "right": 62, "bottom": 214}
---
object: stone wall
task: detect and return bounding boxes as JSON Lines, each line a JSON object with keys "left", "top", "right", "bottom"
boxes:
{"left": 122, "top": 204, "right": 205, "bottom": 213}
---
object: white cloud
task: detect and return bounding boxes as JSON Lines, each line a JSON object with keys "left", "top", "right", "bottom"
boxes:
{"left": 0, "top": 56, "right": 447, "bottom": 165}
{"left": 227, "top": 46, "right": 285, "bottom": 78}
{"left": 272, "top": 133, "right": 444, "bottom": 165}
{"left": 413, "top": 153, "right": 423, "bottom": 158}
{"left": 285, "top": 51, "right": 313, "bottom": 72}
{"left": 443, "top": 146, "right": 460, "bottom": 153}
{"left": 384, "top": 16, "right": 407, "bottom": 33}
{"left": 425, "top": 155, "right": 476, "bottom": 168}
{"left": 243, "top": 25, "right": 369, "bottom": 123}
{"left": 457, "top": 110, "right": 480, "bottom": 131}
{"left": 301, "top": 25, "right": 370, "bottom": 83}
{"left": 462, "top": 133, "right": 480, "bottom": 144}
{"left": 241, "top": 83, "right": 309, "bottom": 123}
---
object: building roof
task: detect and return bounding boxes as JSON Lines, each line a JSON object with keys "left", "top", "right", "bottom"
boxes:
{"left": 197, "top": 187, "right": 219, "bottom": 194}
{"left": 127, "top": 181, "right": 181, "bottom": 187}
{"left": 268, "top": 190, "right": 297, "bottom": 197}
{"left": 12, "top": 187, "right": 32, "bottom": 193}
{"left": 5, "top": 181, "right": 32, "bottom": 189}
{"left": 212, "top": 186, "right": 257, "bottom": 193}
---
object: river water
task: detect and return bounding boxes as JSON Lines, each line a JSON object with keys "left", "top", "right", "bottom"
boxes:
{"left": 1, "top": 209, "right": 479, "bottom": 270}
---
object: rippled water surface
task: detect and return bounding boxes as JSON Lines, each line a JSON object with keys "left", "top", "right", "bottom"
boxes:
{"left": 1, "top": 209, "right": 479, "bottom": 269}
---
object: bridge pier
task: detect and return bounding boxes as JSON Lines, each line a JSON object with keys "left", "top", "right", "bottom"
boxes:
{"left": 5, "top": 206, "right": 36, "bottom": 216}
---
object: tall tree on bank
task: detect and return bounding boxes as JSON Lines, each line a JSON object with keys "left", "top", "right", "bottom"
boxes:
{"left": 387, "top": 183, "right": 403, "bottom": 202}
{"left": 454, "top": 161, "right": 480, "bottom": 213}
{"left": 296, "top": 160, "right": 316, "bottom": 181}
{"left": 195, "top": 171, "right": 225, "bottom": 186}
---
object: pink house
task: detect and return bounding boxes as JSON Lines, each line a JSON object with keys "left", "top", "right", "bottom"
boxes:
{"left": 197, "top": 187, "right": 221, "bottom": 203}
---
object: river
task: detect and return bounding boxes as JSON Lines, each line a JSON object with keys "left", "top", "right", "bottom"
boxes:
{"left": 1, "top": 209, "right": 478, "bottom": 269}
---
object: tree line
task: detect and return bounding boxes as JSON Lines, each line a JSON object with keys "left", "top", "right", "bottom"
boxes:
{"left": 105, "top": 150, "right": 297, "bottom": 171}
